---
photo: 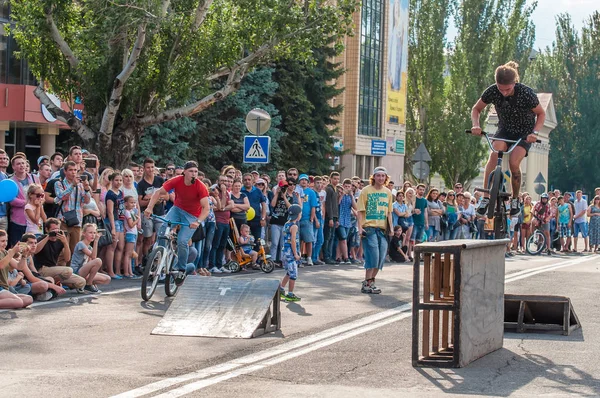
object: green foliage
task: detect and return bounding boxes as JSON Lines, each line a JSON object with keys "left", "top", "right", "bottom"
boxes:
{"left": 527, "top": 12, "right": 600, "bottom": 193}
{"left": 189, "top": 67, "right": 283, "bottom": 180}
{"left": 273, "top": 45, "right": 345, "bottom": 175}
{"left": 407, "top": 0, "right": 536, "bottom": 186}
{"left": 135, "top": 118, "right": 196, "bottom": 167}
{"left": 9, "top": 0, "right": 358, "bottom": 167}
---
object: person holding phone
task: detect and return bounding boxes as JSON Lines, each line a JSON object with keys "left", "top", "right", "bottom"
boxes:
{"left": 54, "top": 161, "right": 92, "bottom": 255}
{"left": 33, "top": 218, "right": 86, "bottom": 290}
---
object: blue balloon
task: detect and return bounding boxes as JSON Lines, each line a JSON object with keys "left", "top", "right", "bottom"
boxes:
{"left": 0, "top": 179, "right": 19, "bottom": 203}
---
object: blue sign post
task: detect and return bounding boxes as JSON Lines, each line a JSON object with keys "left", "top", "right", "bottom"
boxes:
{"left": 243, "top": 136, "right": 271, "bottom": 164}
{"left": 371, "top": 140, "right": 387, "bottom": 156}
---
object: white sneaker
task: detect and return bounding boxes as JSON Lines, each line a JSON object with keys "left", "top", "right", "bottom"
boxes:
{"left": 220, "top": 267, "right": 231, "bottom": 274}
{"left": 307, "top": 258, "right": 314, "bottom": 266}
{"left": 36, "top": 291, "right": 53, "bottom": 301}
{"left": 210, "top": 267, "right": 223, "bottom": 274}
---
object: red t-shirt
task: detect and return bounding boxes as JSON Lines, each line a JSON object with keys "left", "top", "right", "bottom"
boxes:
{"left": 162, "top": 176, "right": 208, "bottom": 218}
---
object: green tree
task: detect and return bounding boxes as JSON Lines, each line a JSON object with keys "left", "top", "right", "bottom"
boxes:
{"left": 10, "top": 0, "right": 358, "bottom": 168}
{"left": 135, "top": 118, "right": 196, "bottom": 167}
{"left": 274, "top": 44, "right": 344, "bottom": 174}
{"left": 188, "top": 67, "right": 283, "bottom": 179}
{"left": 406, "top": 0, "right": 536, "bottom": 186}
{"left": 528, "top": 12, "right": 600, "bottom": 192}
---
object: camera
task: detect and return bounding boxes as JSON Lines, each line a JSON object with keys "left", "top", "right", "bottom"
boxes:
{"left": 97, "top": 229, "right": 106, "bottom": 236}
{"left": 83, "top": 157, "right": 96, "bottom": 164}
{"left": 80, "top": 175, "right": 88, "bottom": 182}
{"left": 48, "top": 230, "right": 63, "bottom": 237}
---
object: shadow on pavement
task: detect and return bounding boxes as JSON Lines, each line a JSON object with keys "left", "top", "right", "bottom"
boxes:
{"left": 415, "top": 346, "right": 600, "bottom": 396}
{"left": 284, "top": 301, "right": 312, "bottom": 316}
{"left": 504, "top": 328, "right": 585, "bottom": 342}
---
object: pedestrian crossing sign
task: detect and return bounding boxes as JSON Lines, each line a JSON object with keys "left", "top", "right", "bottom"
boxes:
{"left": 243, "top": 136, "right": 271, "bottom": 164}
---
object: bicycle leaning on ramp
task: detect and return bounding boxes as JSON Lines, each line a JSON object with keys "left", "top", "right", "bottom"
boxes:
{"left": 466, "top": 130, "right": 541, "bottom": 240}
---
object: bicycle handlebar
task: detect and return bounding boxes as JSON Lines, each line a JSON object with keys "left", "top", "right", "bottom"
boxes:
{"left": 150, "top": 214, "right": 190, "bottom": 227}
{"left": 465, "top": 129, "right": 542, "bottom": 154}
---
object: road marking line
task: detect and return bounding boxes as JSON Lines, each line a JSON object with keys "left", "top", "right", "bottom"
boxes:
{"left": 113, "top": 255, "right": 595, "bottom": 398}
{"left": 111, "top": 303, "right": 412, "bottom": 398}
{"left": 0, "top": 287, "right": 139, "bottom": 313}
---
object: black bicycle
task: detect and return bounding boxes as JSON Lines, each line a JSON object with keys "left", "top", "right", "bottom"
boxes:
{"left": 466, "top": 130, "right": 541, "bottom": 240}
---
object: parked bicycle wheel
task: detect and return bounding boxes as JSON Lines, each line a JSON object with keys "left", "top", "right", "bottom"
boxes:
{"left": 526, "top": 230, "right": 546, "bottom": 255}
{"left": 141, "top": 247, "right": 165, "bottom": 301}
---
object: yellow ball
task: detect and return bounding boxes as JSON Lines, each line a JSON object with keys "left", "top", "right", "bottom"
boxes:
{"left": 247, "top": 207, "right": 256, "bottom": 221}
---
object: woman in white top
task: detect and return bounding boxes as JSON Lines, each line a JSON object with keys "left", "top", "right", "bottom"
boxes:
{"left": 121, "top": 169, "right": 139, "bottom": 201}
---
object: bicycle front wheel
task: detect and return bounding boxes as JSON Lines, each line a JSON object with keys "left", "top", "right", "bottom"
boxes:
{"left": 141, "top": 247, "right": 166, "bottom": 301}
{"left": 526, "top": 230, "right": 546, "bottom": 255}
{"left": 487, "top": 168, "right": 502, "bottom": 220}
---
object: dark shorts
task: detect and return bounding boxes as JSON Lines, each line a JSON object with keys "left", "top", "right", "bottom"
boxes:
{"left": 494, "top": 131, "right": 531, "bottom": 156}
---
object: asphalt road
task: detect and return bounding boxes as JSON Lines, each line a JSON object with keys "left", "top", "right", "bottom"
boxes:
{"left": 1, "top": 249, "right": 599, "bottom": 397}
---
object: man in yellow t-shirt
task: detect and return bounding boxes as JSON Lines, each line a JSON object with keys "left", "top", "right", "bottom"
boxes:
{"left": 357, "top": 167, "right": 394, "bottom": 294}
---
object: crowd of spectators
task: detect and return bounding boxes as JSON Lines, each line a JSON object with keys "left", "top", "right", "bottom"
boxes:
{"left": 2, "top": 144, "right": 598, "bottom": 309}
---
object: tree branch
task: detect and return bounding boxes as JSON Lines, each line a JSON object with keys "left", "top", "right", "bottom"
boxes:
{"left": 100, "top": 24, "right": 147, "bottom": 137}
{"left": 108, "top": 1, "right": 157, "bottom": 19}
{"left": 44, "top": 6, "right": 79, "bottom": 70}
{"left": 193, "top": 0, "right": 214, "bottom": 30}
{"left": 207, "top": 41, "right": 276, "bottom": 81}
{"left": 33, "top": 85, "right": 96, "bottom": 141}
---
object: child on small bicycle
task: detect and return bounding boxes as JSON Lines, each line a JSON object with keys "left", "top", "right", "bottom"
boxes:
{"left": 239, "top": 224, "right": 258, "bottom": 269}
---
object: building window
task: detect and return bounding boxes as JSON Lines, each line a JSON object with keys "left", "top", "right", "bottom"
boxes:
{"left": 0, "top": 4, "right": 37, "bottom": 86}
{"left": 358, "top": 0, "right": 384, "bottom": 137}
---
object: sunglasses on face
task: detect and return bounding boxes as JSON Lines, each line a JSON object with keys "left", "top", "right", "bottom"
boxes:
{"left": 33, "top": 193, "right": 45, "bottom": 198}
{"left": 167, "top": 167, "right": 175, "bottom": 171}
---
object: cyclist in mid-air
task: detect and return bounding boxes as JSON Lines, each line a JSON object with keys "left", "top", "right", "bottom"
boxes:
{"left": 471, "top": 61, "right": 546, "bottom": 216}
{"left": 144, "top": 161, "right": 209, "bottom": 285}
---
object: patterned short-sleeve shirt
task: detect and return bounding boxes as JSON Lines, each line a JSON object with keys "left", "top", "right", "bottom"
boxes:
{"left": 481, "top": 83, "right": 540, "bottom": 138}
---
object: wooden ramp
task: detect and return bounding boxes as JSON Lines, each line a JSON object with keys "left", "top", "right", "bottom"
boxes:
{"left": 152, "top": 277, "right": 281, "bottom": 339}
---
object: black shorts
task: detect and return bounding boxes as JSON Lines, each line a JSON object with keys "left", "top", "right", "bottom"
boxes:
{"left": 493, "top": 131, "right": 531, "bottom": 156}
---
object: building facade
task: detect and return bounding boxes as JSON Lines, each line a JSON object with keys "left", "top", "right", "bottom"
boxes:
{"left": 0, "top": 4, "right": 75, "bottom": 167}
{"left": 334, "top": 0, "right": 408, "bottom": 182}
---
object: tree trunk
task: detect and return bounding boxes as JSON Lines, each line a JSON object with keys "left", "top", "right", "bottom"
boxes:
{"left": 96, "top": 125, "right": 143, "bottom": 169}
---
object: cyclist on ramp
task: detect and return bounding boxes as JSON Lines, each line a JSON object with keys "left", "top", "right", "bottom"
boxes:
{"left": 470, "top": 61, "right": 546, "bottom": 217}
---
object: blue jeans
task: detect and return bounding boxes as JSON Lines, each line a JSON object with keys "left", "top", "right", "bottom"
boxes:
{"left": 270, "top": 224, "right": 285, "bottom": 262}
{"left": 323, "top": 222, "right": 336, "bottom": 261}
{"left": 210, "top": 222, "right": 230, "bottom": 267}
{"left": 312, "top": 218, "right": 324, "bottom": 262}
{"left": 427, "top": 226, "right": 439, "bottom": 242}
{"left": 362, "top": 227, "right": 388, "bottom": 270}
{"left": 200, "top": 222, "right": 216, "bottom": 268}
{"left": 161, "top": 206, "right": 197, "bottom": 275}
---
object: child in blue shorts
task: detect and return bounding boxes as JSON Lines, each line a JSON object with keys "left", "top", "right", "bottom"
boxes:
{"left": 239, "top": 224, "right": 258, "bottom": 269}
{"left": 280, "top": 204, "right": 302, "bottom": 302}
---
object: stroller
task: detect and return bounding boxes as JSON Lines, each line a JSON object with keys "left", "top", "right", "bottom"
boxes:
{"left": 224, "top": 218, "right": 275, "bottom": 273}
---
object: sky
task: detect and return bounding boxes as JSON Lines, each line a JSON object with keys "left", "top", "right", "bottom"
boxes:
{"left": 446, "top": 0, "right": 599, "bottom": 50}
{"left": 529, "top": 0, "right": 598, "bottom": 49}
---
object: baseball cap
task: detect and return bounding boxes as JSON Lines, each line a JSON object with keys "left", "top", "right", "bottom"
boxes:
{"left": 288, "top": 204, "right": 302, "bottom": 220}
{"left": 251, "top": 170, "right": 260, "bottom": 175}
{"left": 278, "top": 180, "right": 289, "bottom": 188}
{"left": 255, "top": 178, "right": 266, "bottom": 185}
{"left": 373, "top": 166, "right": 387, "bottom": 175}
{"left": 37, "top": 155, "right": 49, "bottom": 165}
{"left": 298, "top": 174, "right": 309, "bottom": 181}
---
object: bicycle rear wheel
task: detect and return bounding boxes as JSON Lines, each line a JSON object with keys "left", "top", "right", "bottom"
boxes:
{"left": 141, "top": 247, "right": 165, "bottom": 301}
{"left": 487, "top": 168, "right": 502, "bottom": 220}
{"left": 526, "top": 230, "right": 546, "bottom": 255}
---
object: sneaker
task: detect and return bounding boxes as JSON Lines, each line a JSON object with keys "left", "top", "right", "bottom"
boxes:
{"left": 93, "top": 285, "right": 103, "bottom": 293}
{"left": 219, "top": 267, "right": 231, "bottom": 274}
{"left": 361, "top": 280, "right": 372, "bottom": 294}
{"left": 279, "top": 287, "right": 286, "bottom": 298}
{"left": 369, "top": 279, "right": 381, "bottom": 294}
{"left": 298, "top": 263, "right": 305, "bottom": 268}
{"left": 306, "top": 258, "right": 314, "bottom": 266}
{"left": 35, "top": 291, "right": 53, "bottom": 301}
{"left": 76, "top": 287, "right": 86, "bottom": 294}
{"left": 174, "top": 271, "right": 186, "bottom": 287}
{"left": 343, "top": 259, "right": 351, "bottom": 264}
{"left": 314, "top": 260, "right": 324, "bottom": 265}
{"left": 210, "top": 267, "right": 223, "bottom": 274}
{"left": 84, "top": 285, "right": 99, "bottom": 293}
{"left": 350, "top": 258, "right": 361, "bottom": 264}
{"left": 477, "top": 197, "right": 489, "bottom": 216}
{"left": 510, "top": 198, "right": 520, "bottom": 216}
{"left": 130, "top": 274, "right": 142, "bottom": 280}
{"left": 284, "top": 292, "right": 301, "bottom": 302}
{"left": 325, "top": 259, "right": 337, "bottom": 265}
